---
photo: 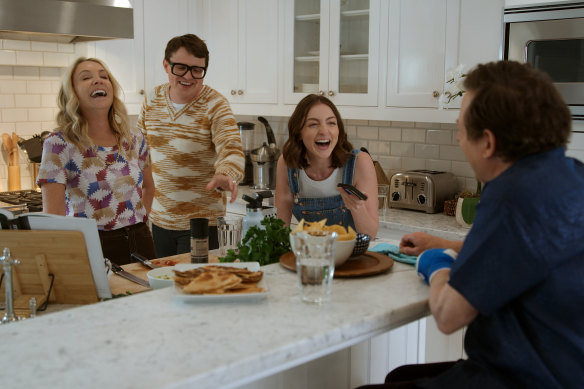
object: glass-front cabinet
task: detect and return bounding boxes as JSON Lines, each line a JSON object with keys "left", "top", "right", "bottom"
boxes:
{"left": 284, "top": 0, "right": 380, "bottom": 106}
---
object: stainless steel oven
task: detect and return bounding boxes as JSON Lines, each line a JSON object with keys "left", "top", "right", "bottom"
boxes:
{"left": 504, "top": 3, "right": 584, "bottom": 120}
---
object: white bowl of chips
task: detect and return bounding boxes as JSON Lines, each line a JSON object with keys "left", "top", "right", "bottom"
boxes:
{"left": 147, "top": 267, "right": 175, "bottom": 289}
{"left": 290, "top": 219, "right": 357, "bottom": 267}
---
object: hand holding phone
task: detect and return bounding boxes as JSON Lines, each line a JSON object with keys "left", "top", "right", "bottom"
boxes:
{"left": 337, "top": 183, "right": 368, "bottom": 200}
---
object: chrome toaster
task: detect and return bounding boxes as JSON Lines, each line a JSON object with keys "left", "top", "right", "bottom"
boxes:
{"left": 388, "top": 170, "right": 458, "bottom": 213}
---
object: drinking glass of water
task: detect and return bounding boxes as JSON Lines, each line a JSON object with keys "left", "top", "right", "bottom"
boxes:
{"left": 291, "top": 230, "right": 338, "bottom": 304}
{"left": 378, "top": 184, "right": 389, "bottom": 217}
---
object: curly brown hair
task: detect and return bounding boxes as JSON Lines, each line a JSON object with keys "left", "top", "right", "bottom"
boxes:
{"left": 164, "top": 34, "right": 210, "bottom": 68}
{"left": 463, "top": 61, "right": 572, "bottom": 162}
{"left": 282, "top": 94, "right": 354, "bottom": 169}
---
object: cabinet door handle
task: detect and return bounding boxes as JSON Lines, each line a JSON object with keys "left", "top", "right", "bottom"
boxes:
{"left": 237, "top": 90, "right": 244, "bottom": 95}
{"left": 139, "top": 89, "right": 144, "bottom": 95}
{"left": 231, "top": 90, "right": 237, "bottom": 95}
{"left": 318, "top": 90, "right": 325, "bottom": 96}
{"left": 432, "top": 90, "right": 440, "bottom": 98}
{"left": 328, "top": 90, "right": 335, "bottom": 97}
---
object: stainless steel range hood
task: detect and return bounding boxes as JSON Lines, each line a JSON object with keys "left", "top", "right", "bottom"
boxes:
{"left": 0, "top": 0, "right": 133, "bottom": 43}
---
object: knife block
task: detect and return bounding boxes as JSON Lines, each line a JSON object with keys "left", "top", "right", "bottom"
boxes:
{"left": 8, "top": 165, "right": 21, "bottom": 191}
{"left": 0, "top": 230, "right": 99, "bottom": 314}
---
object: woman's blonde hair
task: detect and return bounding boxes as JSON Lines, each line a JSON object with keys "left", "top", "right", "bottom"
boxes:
{"left": 56, "top": 57, "right": 133, "bottom": 157}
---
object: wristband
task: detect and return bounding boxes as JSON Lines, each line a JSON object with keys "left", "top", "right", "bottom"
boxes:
{"left": 416, "top": 248, "right": 458, "bottom": 285}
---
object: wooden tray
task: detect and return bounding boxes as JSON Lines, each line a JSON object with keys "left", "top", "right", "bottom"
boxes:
{"left": 279, "top": 251, "right": 393, "bottom": 277}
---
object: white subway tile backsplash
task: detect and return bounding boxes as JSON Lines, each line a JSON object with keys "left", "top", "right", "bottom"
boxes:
{"left": 1, "top": 80, "right": 27, "bottom": 94}
{"left": 0, "top": 95, "right": 14, "bottom": 108}
{"left": 379, "top": 127, "right": 401, "bottom": 141}
{"left": 347, "top": 119, "right": 368, "bottom": 125}
{"left": 41, "top": 121, "right": 57, "bottom": 131}
{"left": 368, "top": 141, "right": 390, "bottom": 155}
{"left": 440, "top": 145, "right": 466, "bottom": 161}
{"left": 402, "top": 157, "right": 426, "bottom": 170}
{"left": 345, "top": 125, "right": 356, "bottom": 137}
{"left": 28, "top": 108, "right": 54, "bottom": 121}
{"left": 16, "top": 51, "right": 43, "bottom": 66}
{"left": 369, "top": 120, "right": 391, "bottom": 127}
{"left": 357, "top": 125, "right": 378, "bottom": 140}
{"left": 0, "top": 50, "right": 16, "bottom": 65}
{"left": 2, "top": 108, "right": 28, "bottom": 122}
{"left": 50, "top": 80, "right": 61, "bottom": 93}
{"left": 391, "top": 142, "right": 415, "bottom": 157}
{"left": 15, "top": 94, "right": 41, "bottom": 108}
{"left": 27, "top": 80, "right": 52, "bottom": 94}
{"left": 41, "top": 95, "right": 57, "bottom": 108}
{"left": 14, "top": 66, "right": 39, "bottom": 79}
{"left": 414, "top": 144, "right": 439, "bottom": 159}
{"left": 3, "top": 40, "right": 31, "bottom": 51}
{"left": 426, "top": 159, "right": 452, "bottom": 172}
{"left": 31, "top": 41, "right": 58, "bottom": 52}
{"left": 426, "top": 129, "right": 452, "bottom": 144}
{"left": 58, "top": 43, "right": 75, "bottom": 53}
{"left": 451, "top": 160, "right": 475, "bottom": 177}
{"left": 415, "top": 122, "right": 441, "bottom": 129}
{"left": 40, "top": 67, "right": 63, "bottom": 80}
{"left": 15, "top": 121, "right": 43, "bottom": 134}
{"left": 0, "top": 65, "right": 13, "bottom": 78}
{"left": 402, "top": 128, "right": 426, "bottom": 143}
{"left": 378, "top": 155, "right": 402, "bottom": 171}
{"left": 44, "top": 52, "right": 72, "bottom": 67}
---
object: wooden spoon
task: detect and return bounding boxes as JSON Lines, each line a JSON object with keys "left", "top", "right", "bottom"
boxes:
{"left": 11, "top": 132, "right": 19, "bottom": 165}
{"left": 2, "top": 133, "right": 13, "bottom": 166}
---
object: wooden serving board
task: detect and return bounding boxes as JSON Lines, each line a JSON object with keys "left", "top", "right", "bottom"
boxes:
{"left": 109, "top": 253, "right": 220, "bottom": 295}
{"left": 280, "top": 251, "right": 394, "bottom": 277}
{"left": 0, "top": 230, "right": 98, "bottom": 310}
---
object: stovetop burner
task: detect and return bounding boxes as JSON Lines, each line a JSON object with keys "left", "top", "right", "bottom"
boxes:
{"left": 0, "top": 190, "right": 43, "bottom": 212}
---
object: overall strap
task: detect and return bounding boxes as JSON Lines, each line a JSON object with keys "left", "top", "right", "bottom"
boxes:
{"left": 287, "top": 167, "right": 300, "bottom": 204}
{"left": 341, "top": 149, "right": 360, "bottom": 185}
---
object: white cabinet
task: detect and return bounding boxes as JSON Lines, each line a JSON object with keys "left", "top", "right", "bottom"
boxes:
{"left": 386, "top": 0, "right": 459, "bottom": 108}
{"left": 143, "top": 0, "right": 198, "bottom": 92}
{"left": 284, "top": 0, "right": 381, "bottom": 106}
{"left": 197, "top": 0, "right": 279, "bottom": 104}
{"left": 91, "top": 0, "right": 145, "bottom": 115}
{"left": 386, "top": 0, "right": 504, "bottom": 109}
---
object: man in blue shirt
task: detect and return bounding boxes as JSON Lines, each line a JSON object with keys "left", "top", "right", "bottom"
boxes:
{"left": 360, "top": 61, "right": 584, "bottom": 388}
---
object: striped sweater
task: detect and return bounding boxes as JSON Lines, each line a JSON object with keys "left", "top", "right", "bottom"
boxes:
{"left": 137, "top": 84, "right": 244, "bottom": 230}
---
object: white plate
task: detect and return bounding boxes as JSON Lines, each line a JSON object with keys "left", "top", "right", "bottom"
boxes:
{"left": 173, "top": 262, "right": 268, "bottom": 303}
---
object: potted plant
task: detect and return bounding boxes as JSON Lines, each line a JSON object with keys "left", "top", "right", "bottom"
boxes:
{"left": 455, "top": 181, "right": 481, "bottom": 228}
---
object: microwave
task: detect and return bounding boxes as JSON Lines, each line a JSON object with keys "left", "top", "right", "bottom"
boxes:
{"left": 504, "top": 3, "right": 584, "bottom": 121}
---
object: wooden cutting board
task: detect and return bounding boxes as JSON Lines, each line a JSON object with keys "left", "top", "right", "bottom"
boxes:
{"left": 109, "top": 253, "right": 220, "bottom": 295}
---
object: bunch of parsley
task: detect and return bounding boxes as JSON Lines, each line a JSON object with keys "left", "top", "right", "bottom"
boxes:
{"left": 219, "top": 216, "right": 291, "bottom": 266}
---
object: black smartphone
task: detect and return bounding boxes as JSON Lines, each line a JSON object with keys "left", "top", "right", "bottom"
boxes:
{"left": 337, "top": 183, "right": 368, "bottom": 200}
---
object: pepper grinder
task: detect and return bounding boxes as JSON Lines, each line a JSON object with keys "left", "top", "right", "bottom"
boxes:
{"left": 1, "top": 247, "right": 24, "bottom": 324}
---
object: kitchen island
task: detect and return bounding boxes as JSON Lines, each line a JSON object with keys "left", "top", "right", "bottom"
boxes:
{"left": 1, "top": 255, "right": 428, "bottom": 389}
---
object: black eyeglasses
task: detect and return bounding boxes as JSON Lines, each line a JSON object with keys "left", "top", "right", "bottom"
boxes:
{"left": 168, "top": 62, "right": 207, "bottom": 79}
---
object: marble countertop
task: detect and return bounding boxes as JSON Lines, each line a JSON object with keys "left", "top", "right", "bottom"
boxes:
{"left": 0, "top": 242, "right": 431, "bottom": 389}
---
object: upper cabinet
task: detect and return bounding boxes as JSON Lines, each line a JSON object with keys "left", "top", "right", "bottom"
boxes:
{"left": 386, "top": 0, "right": 504, "bottom": 109}
{"left": 198, "top": 0, "right": 279, "bottom": 104}
{"left": 284, "top": 0, "right": 380, "bottom": 106}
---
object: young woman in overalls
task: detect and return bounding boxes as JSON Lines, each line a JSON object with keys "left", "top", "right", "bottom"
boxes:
{"left": 275, "top": 94, "right": 379, "bottom": 239}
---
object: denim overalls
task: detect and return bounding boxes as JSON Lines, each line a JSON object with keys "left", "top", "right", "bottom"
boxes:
{"left": 287, "top": 150, "right": 359, "bottom": 229}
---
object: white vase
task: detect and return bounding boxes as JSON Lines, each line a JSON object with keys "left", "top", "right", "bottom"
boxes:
{"left": 455, "top": 197, "right": 479, "bottom": 228}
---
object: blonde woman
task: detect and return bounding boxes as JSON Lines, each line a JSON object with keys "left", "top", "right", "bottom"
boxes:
{"left": 37, "top": 57, "right": 156, "bottom": 265}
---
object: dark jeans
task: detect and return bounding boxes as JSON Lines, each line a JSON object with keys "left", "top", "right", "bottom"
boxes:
{"left": 356, "top": 361, "right": 458, "bottom": 389}
{"left": 98, "top": 222, "right": 156, "bottom": 265}
{"left": 152, "top": 223, "right": 218, "bottom": 258}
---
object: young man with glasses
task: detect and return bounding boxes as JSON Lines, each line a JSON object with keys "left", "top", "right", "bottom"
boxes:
{"left": 137, "top": 34, "right": 245, "bottom": 258}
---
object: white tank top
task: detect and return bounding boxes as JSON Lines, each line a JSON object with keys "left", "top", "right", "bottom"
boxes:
{"left": 298, "top": 168, "right": 341, "bottom": 197}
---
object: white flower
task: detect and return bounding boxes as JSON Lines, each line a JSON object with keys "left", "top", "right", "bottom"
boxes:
{"left": 441, "top": 64, "right": 467, "bottom": 108}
